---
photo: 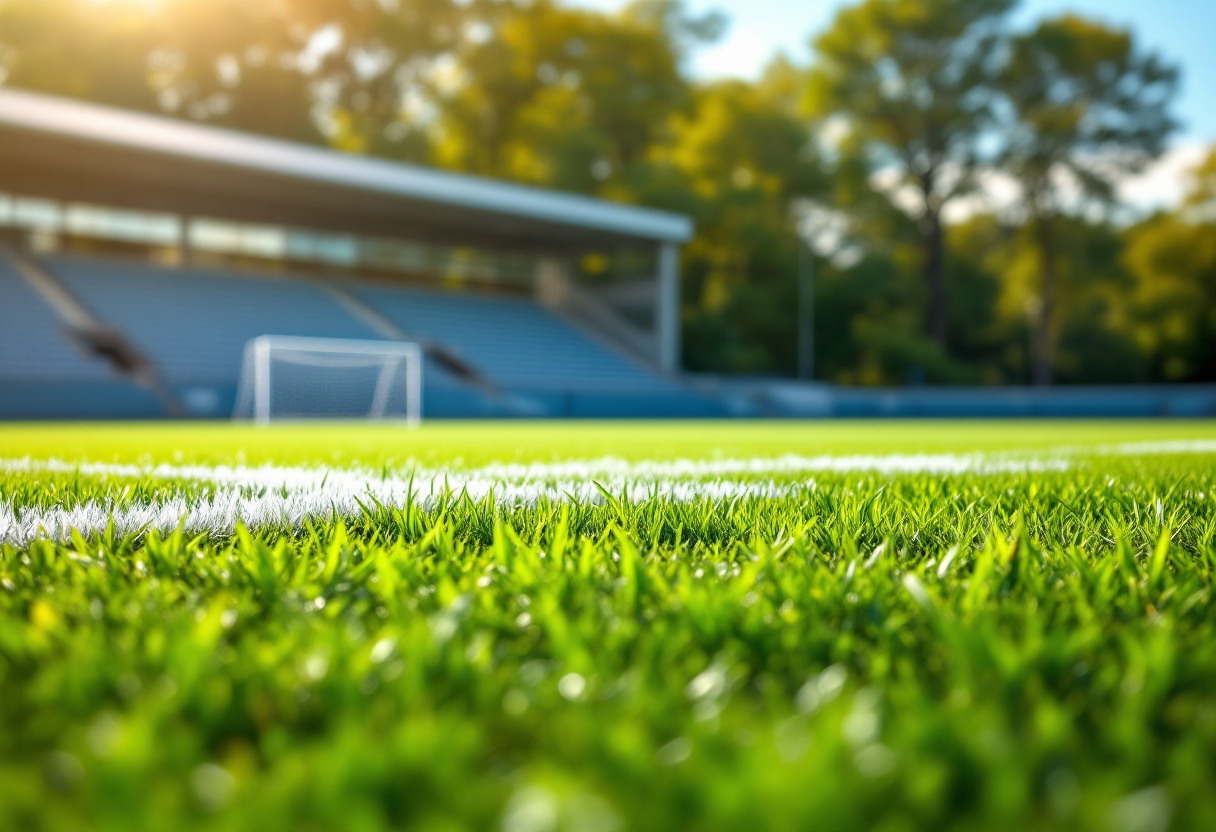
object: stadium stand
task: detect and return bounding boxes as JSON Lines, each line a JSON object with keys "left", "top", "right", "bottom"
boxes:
{"left": 50, "top": 256, "right": 387, "bottom": 386}
{"left": 353, "top": 284, "right": 673, "bottom": 392}
{"left": 1, "top": 89, "right": 723, "bottom": 418}
{"left": 42, "top": 255, "right": 488, "bottom": 417}
{"left": 33, "top": 255, "right": 721, "bottom": 418}
{"left": 0, "top": 252, "right": 165, "bottom": 418}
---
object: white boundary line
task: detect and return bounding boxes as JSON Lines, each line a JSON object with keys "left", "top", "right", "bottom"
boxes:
{"left": 2, "top": 440, "right": 1213, "bottom": 546}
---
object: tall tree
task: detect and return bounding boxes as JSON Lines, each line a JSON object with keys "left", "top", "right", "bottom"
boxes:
{"left": 0, "top": 0, "right": 164, "bottom": 112}
{"left": 805, "top": 0, "right": 1012, "bottom": 349}
{"left": 0, "top": 0, "right": 467, "bottom": 147}
{"left": 431, "top": 0, "right": 720, "bottom": 192}
{"left": 1123, "top": 147, "right": 1216, "bottom": 382}
{"left": 998, "top": 14, "right": 1178, "bottom": 385}
{"left": 664, "top": 71, "right": 824, "bottom": 372}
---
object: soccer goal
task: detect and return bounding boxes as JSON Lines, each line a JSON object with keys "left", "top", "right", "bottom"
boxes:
{"left": 233, "top": 336, "right": 422, "bottom": 425}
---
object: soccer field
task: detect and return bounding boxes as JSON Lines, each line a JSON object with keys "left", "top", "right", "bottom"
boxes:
{"left": 3, "top": 420, "right": 1216, "bottom": 831}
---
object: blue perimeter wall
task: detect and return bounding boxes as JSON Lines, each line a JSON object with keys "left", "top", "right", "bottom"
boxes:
{"left": 2, "top": 380, "right": 1215, "bottom": 420}
{"left": 716, "top": 382, "right": 1216, "bottom": 419}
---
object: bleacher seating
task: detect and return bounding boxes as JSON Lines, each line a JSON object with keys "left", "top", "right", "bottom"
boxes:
{"left": 24, "top": 255, "right": 720, "bottom": 418}
{"left": 49, "top": 256, "right": 393, "bottom": 385}
{"left": 0, "top": 253, "right": 167, "bottom": 419}
{"left": 354, "top": 283, "right": 674, "bottom": 393}
{"left": 0, "top": 254, "right": 111, "bottom": 382}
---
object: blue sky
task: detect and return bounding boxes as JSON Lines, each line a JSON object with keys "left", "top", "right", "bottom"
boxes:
{"left": 577, "top": 0, "right": 1215, "bottom": 206}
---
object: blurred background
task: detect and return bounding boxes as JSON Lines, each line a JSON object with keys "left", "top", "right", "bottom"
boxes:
{"left": 0, "top": 0, "right": 1212, "bottom": 390}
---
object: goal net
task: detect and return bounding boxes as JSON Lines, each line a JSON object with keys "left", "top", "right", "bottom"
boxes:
{"left": 233, "top": 336, "right": 422, "bottom": 425}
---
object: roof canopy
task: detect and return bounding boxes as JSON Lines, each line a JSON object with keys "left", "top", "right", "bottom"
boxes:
{"left": 0, "top": 87, "right": 692, "bottom": 252}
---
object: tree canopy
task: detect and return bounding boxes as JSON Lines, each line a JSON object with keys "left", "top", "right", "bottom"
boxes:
{"left": 1000, "top": 14, "right": 1179, "bottom": 384}
{"left": 805, "top": 0, "right": 1013, "bottom": 349}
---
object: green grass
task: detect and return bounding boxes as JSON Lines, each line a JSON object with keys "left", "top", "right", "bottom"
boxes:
{"left": 1, "top": 418, "right": 1211, "bottom": 465}
{"left": 2, "top": 420, "right": 1216, "bottom": 831}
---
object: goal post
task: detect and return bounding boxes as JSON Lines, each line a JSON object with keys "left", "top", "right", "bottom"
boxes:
{"left": 233, "top": 335, "right": 422, "bottom": 425}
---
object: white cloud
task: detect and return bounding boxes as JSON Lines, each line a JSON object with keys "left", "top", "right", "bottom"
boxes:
{"left": 1118, "top": 141, "right": 1209, "bottom": 211}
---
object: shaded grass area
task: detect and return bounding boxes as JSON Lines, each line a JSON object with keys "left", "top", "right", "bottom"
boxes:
{"left": 2, "top": 424, "right": 1216, "bottom": 831}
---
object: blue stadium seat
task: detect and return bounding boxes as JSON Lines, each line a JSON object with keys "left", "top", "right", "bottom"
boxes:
{"left": 0, "top": 255, "right": 112, "bottom": 381}
{"left": 354, "top": 283, "right": 677, "bottom": 393}
{"left": 48, "top": 256, "right": 392, "bottom": 386}
{"left": 45, "top": 256, "right": 466, "bottom": 396}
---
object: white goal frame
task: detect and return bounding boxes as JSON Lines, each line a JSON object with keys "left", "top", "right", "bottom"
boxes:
{"left": 235, "top": 335, "right": 422, "bottom": 426}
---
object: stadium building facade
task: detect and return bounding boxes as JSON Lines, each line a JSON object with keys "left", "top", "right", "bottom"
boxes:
{"left": 0, "top": 87, "right": 722, "bottom": 419}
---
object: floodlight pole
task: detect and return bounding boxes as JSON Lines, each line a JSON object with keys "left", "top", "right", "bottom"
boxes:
{"left": 797, "top": 238, "right": 815, "bottom": 380}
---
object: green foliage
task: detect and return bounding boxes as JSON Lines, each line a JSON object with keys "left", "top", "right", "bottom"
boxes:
{"left": 949, "top": 215, "right": 1148, "bottom": 385}
{"left": 1000, "top": 15, "right": 1179, "bottom": 206}
{"left": 0, "top": 0, "right": 328, "bottom": 141}
{"left": 433, "top": 0, "right": 694, "bottom": 183}
{"left": 2, "top": 424, "right": 1216, "bottom": 830}
{"left": 1123, "top": 148, "right": 1216, "bottom": 383}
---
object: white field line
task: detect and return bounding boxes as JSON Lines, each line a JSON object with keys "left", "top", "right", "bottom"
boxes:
{"left": 1097, "top": 439, "right": 1216, "bottom": 456}
{"left": 0, "top": 440, "right": 1211, "bottom": 546}
{"left": 0, "top": 449, "right": 1065, "bottom": 485}
{"left": 0, "top": 475, "right": 796, "bottom": 546}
